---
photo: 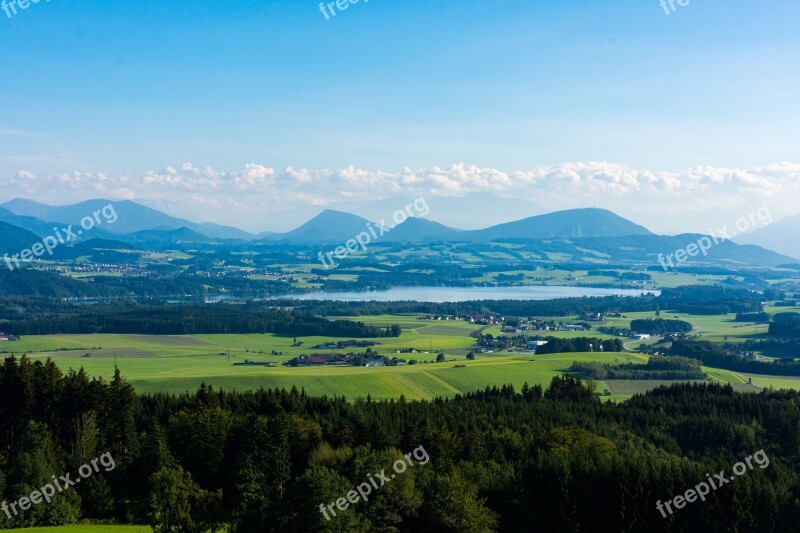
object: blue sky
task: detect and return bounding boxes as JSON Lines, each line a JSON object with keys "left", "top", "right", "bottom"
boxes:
{"left": 1, "top": 0, "right": 799, "bottom": 232}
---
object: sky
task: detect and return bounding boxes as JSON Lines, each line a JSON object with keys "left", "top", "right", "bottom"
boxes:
{"left": 1, "top": 0, "right": 799, "bottom": 233}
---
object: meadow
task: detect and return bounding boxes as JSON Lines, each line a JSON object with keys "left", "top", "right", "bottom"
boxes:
{"left": 3, "top": 311, "right": 796, "bottom": 400}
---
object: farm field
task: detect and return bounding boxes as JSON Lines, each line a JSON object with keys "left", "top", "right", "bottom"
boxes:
{"left": 742, "top": 373, "right": 800, "bottom": 391}
{"left": 0, "top": 312, "right": 785, "bottom": 400}
{"left": 14, "top": 338, "right": 643, "bottom": 399}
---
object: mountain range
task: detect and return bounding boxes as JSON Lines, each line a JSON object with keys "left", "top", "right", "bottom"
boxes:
{"left": 0, "top": 199, "right": 252, "bottom": 240}
{"left": 0, "top": 198, "right": 796, "bottom": 266}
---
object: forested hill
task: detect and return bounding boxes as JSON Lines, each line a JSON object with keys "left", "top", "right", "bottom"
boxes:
{"left": 0, "top": 359, "right": 797, "bottom": 531}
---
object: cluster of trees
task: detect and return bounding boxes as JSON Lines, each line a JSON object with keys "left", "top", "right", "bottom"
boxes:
{"left": 735, "top": 311, "right": 771, "bottom": 322}
{"left": 630, "top": 318, "right": 692, "bottom": 334}
{"left": 1, "top": 359, "right": 799, "bottom": 531}
{"left": 769, "top": 316, "right": 800, "bottom": 338}
{"left": 571, "top": 355, "right": 706, "bottom": 380}
{"left": 0, "top": 303, "right": 401, "bottom": 338}
{"left": 657, "top": 286, "right": 764, "bottom": 315}
{"left": 534, "top": 337, "right": 624, "bottom": 354}
{"left": 671, "top": 340, "right": 800, "bottom": 376}
{"left": 739, "top": 338, "right": 800, "bottom": 358}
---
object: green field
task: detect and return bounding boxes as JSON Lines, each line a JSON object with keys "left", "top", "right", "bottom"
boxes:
{"left": 11, "top": 332, "right": 643, "bottom": 399}
{"left": 0, "top": 312, "right": 789, "bottom": 401}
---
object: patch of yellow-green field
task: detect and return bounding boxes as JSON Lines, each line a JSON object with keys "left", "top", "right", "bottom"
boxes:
{"left": 742, "top": 374, "right": 800, "bottom": 391}
{"left": 703, "top": 367, "right": 748, "bottom": 385}
{"left": 2, "top": 526, "right": 150, "bottom": 533}
{"left": 764, "top": 304, "right": 800, "bottom": 314}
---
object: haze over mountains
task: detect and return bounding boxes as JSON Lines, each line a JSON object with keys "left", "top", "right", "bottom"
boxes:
{"left": 0, "top": 199, "right": 796, "bottom": 266}
{"left": 0, "top": 199, "right": 252, "bottom": 240}
{"left": 735, "top": 215, "right": 800, "bottom": 259}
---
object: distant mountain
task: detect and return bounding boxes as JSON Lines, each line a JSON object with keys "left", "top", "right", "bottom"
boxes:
{"left": 195, "top": 222, "right": 253, "bottom": 240}
{"left": 569, "top": 233, "right": 796, "bottom": 268}
{"left": 0, "top": 222, "right": 41, "bottom": 256}
{"left": 464, "top": 208, "right": 653, "bottom": 241}
{"left": 0, "top": 206, "right": 100, "bottom": 239}
{"left": 266, "top": 210, "right": 373, "bottom": 244}
{"left": 262, "top": 207, "right": 652, "bottom": 245}
{"left": 0, "top": 199, "right": 251, "bottom": 240}
{"left": 734, "top": 215, "right": 800, "bottom": 260}
{"left": 382, "top": 218, "right": 463, "bottom": 242}
{"left": 123, "top": 227, "right": 212, "bottom": 244}
{"left": 446, "top": 233, "right": 792, "bottom": 268}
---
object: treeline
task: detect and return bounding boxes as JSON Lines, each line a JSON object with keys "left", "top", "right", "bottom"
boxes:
{"left": 1, "top": 359, "right": 799, "bottom": 531}
{"left": 630, "top": 318, "right": 692, "bottom": 334}
{"left": 657, "top": 286, "right": 764, "bottom": 315}
{"left": 735, "top": 311, "right": 771, "bottom": 322}
{"left": 281, "top": 294, "right": 663, "bottom": 319}
{"left": 769, "top": 317, "right": 800, "bottom": 338}
{"left": 671, "top": 340, "right": 800, "bottom": 376}
{"left": 571, "top": 355, "right": 706, "bottom": 380}
{"left": 535, "top": 337, "right": 624, "bottom": 354}
{"left": 0, "top": 268, "right": 295, "bottom": 299}
{"left": 739, "top": 339, "right": 800, "bottom": 358}
{"left": 0, "top": 303, "right": 401, "bottom": 337}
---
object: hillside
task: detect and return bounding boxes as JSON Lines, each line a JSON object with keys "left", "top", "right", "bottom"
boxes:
{"left": 267, "top": 209, "right": 373, "bottom": 244}
{"left": 382, "top": 217, "right": 463, "bottom": 242}
{"left": 0, "top": 222, "right": 41, "bottom": 256}
{"left": 464, "top": 208, "right": 654, "bottom": 241}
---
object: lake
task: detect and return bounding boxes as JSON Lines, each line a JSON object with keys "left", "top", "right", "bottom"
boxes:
{"left": 273, "top": 286, "right": 658, "bottom": 303}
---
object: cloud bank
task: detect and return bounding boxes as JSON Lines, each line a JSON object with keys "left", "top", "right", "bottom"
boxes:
{"left": 2, "top": 161, "right": 799, "bottom": 234}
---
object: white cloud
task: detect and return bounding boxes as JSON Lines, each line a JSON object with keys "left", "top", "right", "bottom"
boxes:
{"left": 1, "top": 161, "right": 799, "bottom": 234}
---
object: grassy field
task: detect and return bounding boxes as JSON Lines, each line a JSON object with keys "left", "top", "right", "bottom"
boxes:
{"left": 0, "top": 311, "right": 787, "bottom": 401}
{"left": 742, "top": 373, "right": 800, "bottom": 391}
{"left": 11, "top": 334, "right": 644, "bottom": 399}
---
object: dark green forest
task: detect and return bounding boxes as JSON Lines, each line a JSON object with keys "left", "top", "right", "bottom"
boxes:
{"left": 0, "top": 302, "right": 400, "bottom": 337}
{"left": 1, "top": 356, "right": 798, "bottom": 532}
{"left": 629, "top": 318, "right": 693, "bottom": 335}
{"left": 571, "top": 355, "right": 706, "bottom": 380}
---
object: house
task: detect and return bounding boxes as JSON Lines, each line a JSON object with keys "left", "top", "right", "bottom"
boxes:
{"left": 527, "top": 340, "right": 549, "bottom": 351}
{"left": 0, "top": 332, "right": 19, "bottom": 341}
{"left": 364, "top": 357, "right": 387, "bottom": 367}
{"left": 632, "top": 333, "right": 652, "bottom": 340}
{"left": 562, "top": 325, "right": 586, "bottom": 332}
